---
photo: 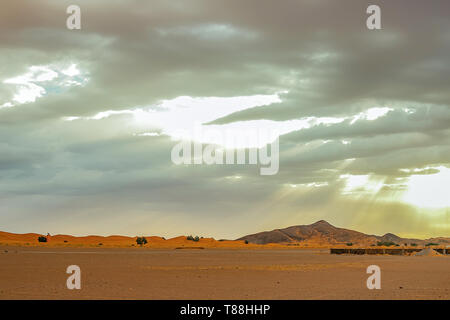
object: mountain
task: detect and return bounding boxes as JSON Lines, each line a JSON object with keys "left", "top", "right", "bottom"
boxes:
{"left": 1, "top": 221, "right": 448, "bottom": 248}
{"left": 237, "top": 220, "right": 450, "bottom": 246}
{"left": 378, "top": 233, "right": 404, "bottom": 243}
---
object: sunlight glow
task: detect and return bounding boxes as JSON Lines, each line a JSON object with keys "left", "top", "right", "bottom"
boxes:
{"left": 402, "top": 166, "right": 450, "bottom": 208}
{"left": 350, "top": 107, "right": 393, "bottom": 124}
{"left": 340, "top": 174, "right": 384, "bottom": 195}
{"left": 2, "top": 63, "right": 88, "bottom": 108}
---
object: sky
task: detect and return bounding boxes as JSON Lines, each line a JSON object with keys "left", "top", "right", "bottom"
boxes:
{"left": 0, "top": 0, "right": 449, "bottom": 239}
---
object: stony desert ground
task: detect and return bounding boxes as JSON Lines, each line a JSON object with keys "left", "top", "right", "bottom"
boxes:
{"left": 0, "top": 246, "right": 448, "bottom": 299}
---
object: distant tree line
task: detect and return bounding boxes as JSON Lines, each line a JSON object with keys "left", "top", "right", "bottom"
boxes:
{"left": 187, "top": 235, "right": 200, "bottom": 242}
{"left": 376, "top": 241, "right": 399, "bottom": 247}
{"left": 136, "top": 237, "right": 148, "bottom": 246}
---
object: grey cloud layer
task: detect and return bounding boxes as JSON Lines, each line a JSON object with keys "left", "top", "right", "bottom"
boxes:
{"left": 0, "top": 0, "right": 449, "bottom": 238}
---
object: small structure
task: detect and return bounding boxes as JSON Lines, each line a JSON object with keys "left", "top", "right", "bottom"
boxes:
{"left": 330, "top": 247, "right": 448, "bottom": 255}
{"left": 414, "top": 248, "right": 442, "bottom": 256}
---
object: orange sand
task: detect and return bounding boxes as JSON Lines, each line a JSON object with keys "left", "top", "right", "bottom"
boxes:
{"left": 0, "top": 231, "right": 292, "bottom": 249}
{"left": 1, "top": 246, "right": 448, "bottom": 299}
{"left": 0, "top": 231, "right": 445, "bottom": 251}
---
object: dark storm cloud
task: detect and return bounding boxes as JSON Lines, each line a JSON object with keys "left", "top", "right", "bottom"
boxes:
{"left": 0, "top": 0, "right": 449, "bottom": 238}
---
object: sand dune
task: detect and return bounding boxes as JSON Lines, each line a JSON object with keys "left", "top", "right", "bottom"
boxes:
{"left": 414, "top": 248, "right": 443, "bottom": 256}
{"left": 0, "top": 231, "right": 277, "bottom": 249}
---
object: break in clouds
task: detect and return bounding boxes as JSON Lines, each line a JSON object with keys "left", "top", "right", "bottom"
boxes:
{"left": 0, "top": 0, "right": 449, "bottom": 239}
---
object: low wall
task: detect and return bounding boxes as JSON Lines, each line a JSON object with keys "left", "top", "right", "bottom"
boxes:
{"left": 330, "top": 248, "right": 448, "bottom": 255}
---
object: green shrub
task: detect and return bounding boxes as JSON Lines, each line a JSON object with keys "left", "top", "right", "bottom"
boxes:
{"left": 346, "top": 242, "right": 353, "bottom": 246}
{"left": 425, "top": 242, "right": 439, "bottom": 246}
{"left": 38, "top": 236, "right": 47, "bottom": 243}
{"left": 411, "top": 243, "right": 417, "bottom": 246}
{"left": 187, "top": 235, "right": 200, "bottom": 241}
{"left": 193, "top": 236, "right": 200, "bottom": 242}
{"left": 245, "top": 240, "right": 249, "bottom": 244}
{"left": 136, "top": 237, "right": 148, "bottom": 246}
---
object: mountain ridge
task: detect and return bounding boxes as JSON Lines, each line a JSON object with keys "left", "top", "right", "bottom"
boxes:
{"left": 0, "top": 221, "right": 448, "bottom": 247}
{"left": 237, "top": 220, "right": 450, "bottom": 246}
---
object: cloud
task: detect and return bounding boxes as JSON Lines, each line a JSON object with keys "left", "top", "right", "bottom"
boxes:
{"left": 1, "top": 63, "right": 88, "bottom": 108}
{"left": 0, "top": 0, "right": 449, "bottom": 238}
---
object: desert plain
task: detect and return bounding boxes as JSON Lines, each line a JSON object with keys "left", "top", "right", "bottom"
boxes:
{"left": 0, "top": 244, "right": 449, "bottom": 300}
{"left": 1, "top": 222, "right": 449, "bottom": 300}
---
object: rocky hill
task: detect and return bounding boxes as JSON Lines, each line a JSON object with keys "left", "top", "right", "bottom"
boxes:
{"left": 237, "top": 220, "right": 450, "bottom": 246}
